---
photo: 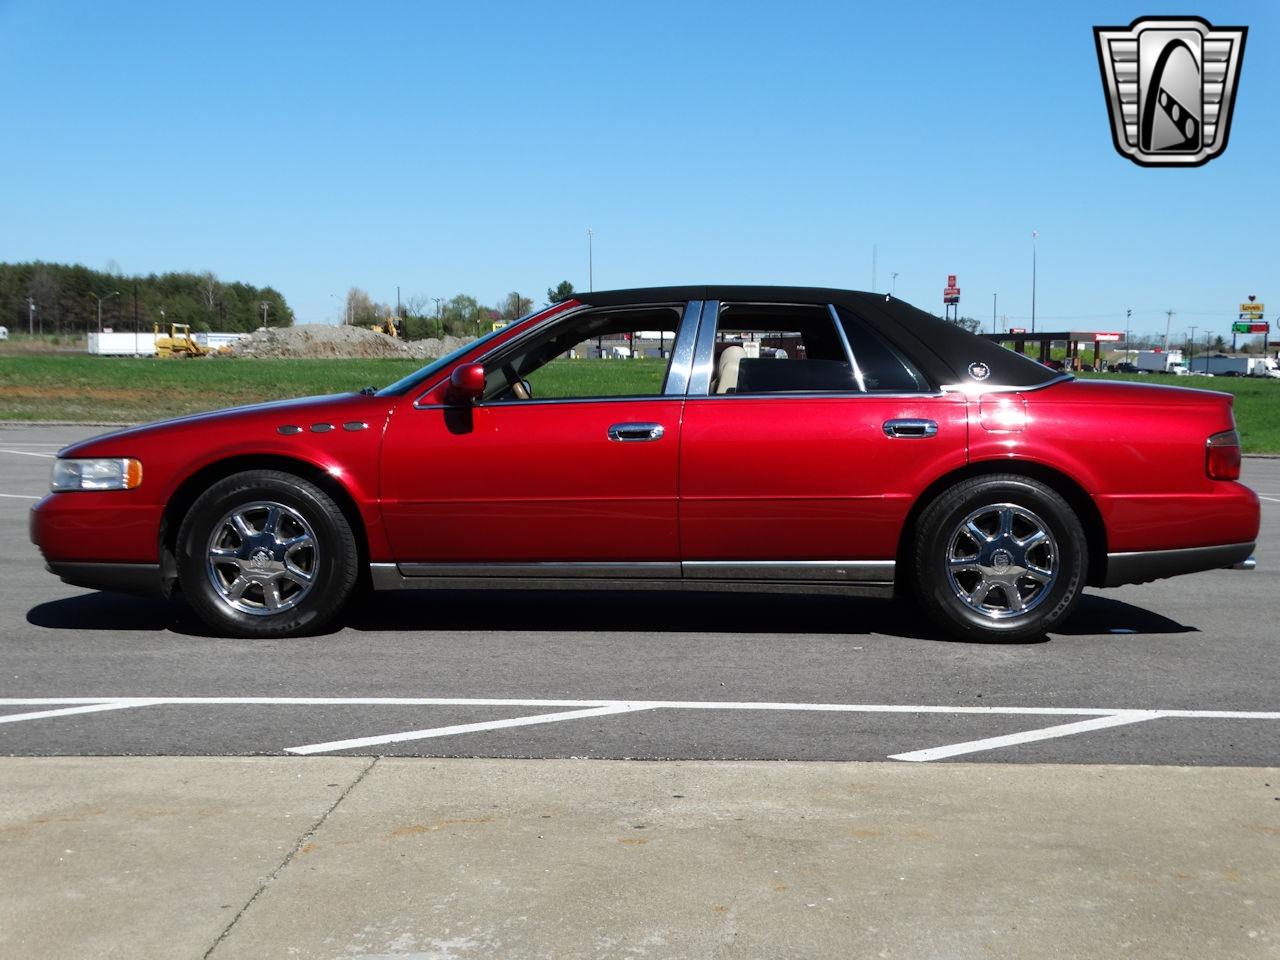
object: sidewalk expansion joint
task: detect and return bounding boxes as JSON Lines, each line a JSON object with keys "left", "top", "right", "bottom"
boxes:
{"left": 202, "top": 756, "right": 379, "bottom": 958}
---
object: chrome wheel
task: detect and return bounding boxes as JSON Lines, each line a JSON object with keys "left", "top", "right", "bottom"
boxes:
{"left": 945, "top": 503, "right": 1058, "bottom": 620}
{"left": 205, "top": 501, "right": 319, "bottom": 616}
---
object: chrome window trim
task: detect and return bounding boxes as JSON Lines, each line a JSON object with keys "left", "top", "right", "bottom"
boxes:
{"left": 681, "top": 390, "right": 949, "bottom": 402}
{"left": 940, "top": 372, "right": 1075, "bottom": 396}
{"left": 662, "top": 300, "right": 704, "bottom": 396}
{"left": 828, "top": 302, "right": 866, "bottom": 392}
{"left": 686, "top": 299, "right": 721, "bottom": 395}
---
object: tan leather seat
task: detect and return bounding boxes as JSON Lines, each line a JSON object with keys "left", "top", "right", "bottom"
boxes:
{"left": 715, "top": 345, "right": 747, "bottom": 394}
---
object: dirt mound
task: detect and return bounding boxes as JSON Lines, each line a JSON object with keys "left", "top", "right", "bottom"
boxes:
{"left": 231, "top": 325, "right": 474, "bottom": 361}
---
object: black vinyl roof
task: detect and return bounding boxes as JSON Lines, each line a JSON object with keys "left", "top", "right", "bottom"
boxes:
{"left": 574, "top": 286, "right": 1060, "bottom": 388}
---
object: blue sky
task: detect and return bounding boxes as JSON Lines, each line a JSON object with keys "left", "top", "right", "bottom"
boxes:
{"left": 1, "top": 1, "right": 1274, "bottom": 339}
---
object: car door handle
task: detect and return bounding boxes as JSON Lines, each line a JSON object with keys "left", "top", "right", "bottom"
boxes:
{"left": 883, "top": 418, "right": 938, "bottom": 439}
{"left": 608, "top": 422, "right": 665, "bottom": 442}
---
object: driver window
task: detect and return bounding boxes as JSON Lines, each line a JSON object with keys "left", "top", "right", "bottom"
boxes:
{"left": 482, "top": 306, "right": 680, "bottom": 402}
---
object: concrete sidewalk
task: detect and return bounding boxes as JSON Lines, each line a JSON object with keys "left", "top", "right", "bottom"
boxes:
{"left": 2, "top": 758, "right": 1277, "bottom": 959}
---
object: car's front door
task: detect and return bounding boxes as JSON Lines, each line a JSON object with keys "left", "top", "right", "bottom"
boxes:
{"left": 677, "top": 301, "right": 968, "bottom": 579}
{"left": 379, "top": 301, "right": 698, "bottom": 568}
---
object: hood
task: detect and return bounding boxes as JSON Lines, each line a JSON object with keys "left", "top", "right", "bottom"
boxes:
{"left": 58, "top": 392, "right": 375, "bottom": 457}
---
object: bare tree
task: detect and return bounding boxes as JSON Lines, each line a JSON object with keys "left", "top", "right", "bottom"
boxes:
{"left": 344, "top": 287, "right": 378, "bottom": 326}
{"left": 200, "top": 272, "right": 221, "bottom": 315}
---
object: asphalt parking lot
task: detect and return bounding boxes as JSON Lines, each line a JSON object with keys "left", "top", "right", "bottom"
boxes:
{"left": 2, "top": 424, "right": 1277, "bottom": 766}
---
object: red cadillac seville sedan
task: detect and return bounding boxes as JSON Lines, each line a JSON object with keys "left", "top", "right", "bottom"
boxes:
{"left": 31, "top": 286, "right": 1259, "bottom": 641}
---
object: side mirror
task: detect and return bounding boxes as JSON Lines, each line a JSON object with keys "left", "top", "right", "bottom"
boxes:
{"left": 446, "top": 363, "right": 486, "bottom": 404}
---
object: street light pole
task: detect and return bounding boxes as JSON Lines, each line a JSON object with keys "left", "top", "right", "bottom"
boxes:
{"left": 586, "top": 228, "right": 594, "bottom": 292}
{"left": 1164, "top": 310, "right": 1174, "bottom": 353}
{"left": 1031, "top": 230, "right": 1038, "bottom": 334}
{"left": 891, "top": 272, "right": 899, "bottom": 297}
{"left": 992, "top": 293, "right": 997, "bottom": 335}
{"left": 1188, "top": 325, "right": 1197, "bottom": 365}
{"left": 94, "top": 291, "right": 120, "bottom": 333}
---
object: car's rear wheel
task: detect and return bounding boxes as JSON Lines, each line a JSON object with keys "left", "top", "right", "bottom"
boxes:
{"left": 176, "top": 470, "right": 358, "bottom": 637}
{"left": 912, "top": 475, "right": 1087, "bottom": 642}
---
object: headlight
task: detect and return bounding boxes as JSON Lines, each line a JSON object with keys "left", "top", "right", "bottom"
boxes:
{"left": 51, "top": 458, "right": 143, "bottom": 492}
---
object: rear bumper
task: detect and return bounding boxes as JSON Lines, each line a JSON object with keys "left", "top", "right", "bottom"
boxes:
{"left": 45, "top": 561, "right": 164, "bottom": 597}
{"left": 1103, "top": 541, "right": 1256, "bottom": 587}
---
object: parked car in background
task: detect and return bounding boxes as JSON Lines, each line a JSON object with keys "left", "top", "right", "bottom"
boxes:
{"left": 30, "top": 286, "right": 1260, "bottom": 643}
{"left": 1113, "top": 361, "right": 1138, "bottom": 373}
{"left": 0, "top": 325, "right": 8, "bottom": 340}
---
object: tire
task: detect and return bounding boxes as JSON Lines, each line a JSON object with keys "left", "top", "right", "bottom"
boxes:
{"left": 176, "top": 470, "right": 359, "bottom": 638}
{"left": 911, "top": 474, "right": 1087, "bottom": 642}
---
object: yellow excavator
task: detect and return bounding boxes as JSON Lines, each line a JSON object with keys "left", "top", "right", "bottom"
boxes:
{"left": 369, "top": 317, "right": 401, "bottom": 338}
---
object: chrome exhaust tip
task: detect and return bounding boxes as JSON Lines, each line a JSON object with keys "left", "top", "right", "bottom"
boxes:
{"left": 1230, "top": 556, "right": 1257, "bottom": 571}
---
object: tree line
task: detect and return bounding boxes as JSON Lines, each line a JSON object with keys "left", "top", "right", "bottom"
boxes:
{"left": 0, "top": 261, "right": 293, "bottom": 335}
{"left": 344, "top": 280, "right": 578, "bottom": 339}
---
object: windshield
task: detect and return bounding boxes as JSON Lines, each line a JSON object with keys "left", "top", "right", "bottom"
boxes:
{"left": 375, "top": 325, "right": 511, "bottom": 397}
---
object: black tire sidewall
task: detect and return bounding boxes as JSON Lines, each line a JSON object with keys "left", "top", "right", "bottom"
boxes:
{"left": 915, "top": 476, "right": 1087, "bottom": 642}
{"left": 176, "top": 471, "right": 358, "bottom": 637}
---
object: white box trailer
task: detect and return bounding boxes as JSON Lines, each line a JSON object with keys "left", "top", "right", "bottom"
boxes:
{"left": 87, "top": 332, "right": 157, "bottom": 356}
{"left": 1135, "top": 349, "right": 1185, "bottom": 373}
{"left": 1188, "top": 354, "right": 1280, "bottom": 378}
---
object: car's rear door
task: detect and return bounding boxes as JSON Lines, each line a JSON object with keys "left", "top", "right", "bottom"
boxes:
{"left": 677, "top": 300, "right": 968, "bottom": 580}
{"left": 379, "top": 301, "right": 700, "bottom": 568}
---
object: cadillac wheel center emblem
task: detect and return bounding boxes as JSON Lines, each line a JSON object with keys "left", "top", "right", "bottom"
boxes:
{"left": 968, "top": 362, "right": 991, "bottom": 381}
{"left": 1094, "top": 16, "right": 1247, "bottom": 167}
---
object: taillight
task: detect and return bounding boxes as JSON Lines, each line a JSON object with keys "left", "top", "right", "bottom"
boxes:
{"left": 1206, "top": 429, "right": 1241, "bottom": 480}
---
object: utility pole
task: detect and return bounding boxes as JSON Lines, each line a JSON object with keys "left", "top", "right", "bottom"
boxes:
{"left": 1164, "top": 310, "right": 1174, "bottom": 353}
{"left": 1188, "top": 325, "right": 1198, "bottom": 365}
{"left": 871, "top": 245, "right": 877, "bottom": 292}
{"left": 1031, "top": 230, "right": 1038, "bottom": 334}
{"left": 1124, "top": 309, "right": 1131, "bottom": 356}
{"left": 260, "top": 301, "right": 269, "bottom": 327}
{"left": 891, "top": 272, "right": 899, "bottom": 297}
{"left": 586, "top": 228, "right": 594, "bottom": 292}
{"left": 992, "top": 293, "right": 997, "bottom": 334}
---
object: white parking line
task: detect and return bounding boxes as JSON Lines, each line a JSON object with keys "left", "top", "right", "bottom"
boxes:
{"left": 1, "top": 696, "right": 1275, "bottom": 760}
{"left": 0, "top": 493, "right": 40, "bottom": 500}
{"left": 888, "top": 711, "right": 1163, "bottom": 762}
{"left": 0, "top": 449, "right": 55, "bottom": 458}
{"left": 286, "top": 703, "right": 652, "bottom": 755}
{"left": 1257, "top": 495, "right": 1280, "bottom": 504}
{"left": 0, "top": 700, "right": 158, "bottom": 724}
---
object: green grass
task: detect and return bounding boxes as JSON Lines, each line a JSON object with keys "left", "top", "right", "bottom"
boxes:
{"left": 0, "top": 355, "right": 670, "bottom": 423}
{"left": 0, "top": 355, "right": 425, "bottom": 422}
{"left": 2, "top": 356, "right": 1277, "bottom": 454}
{"left": 1079, "top": 371, "right": 1280, "bottom": 454}
{"left": 525, "top": 358, "right": 667, "bottom": 399}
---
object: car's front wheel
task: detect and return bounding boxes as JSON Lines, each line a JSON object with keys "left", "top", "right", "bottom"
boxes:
{"left": 912, "top": 475, "right": 1087, "bottom": 642}
{"left": 176, "top": 470, "right": 359, "bottom": 637}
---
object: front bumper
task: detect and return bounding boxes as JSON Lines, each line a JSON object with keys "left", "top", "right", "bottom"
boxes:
{"left": 1103, "top": 541, "right": 1257, "bottom": 587}
{"left": 45, "top": 561, "right": 164, "bottom": 597}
